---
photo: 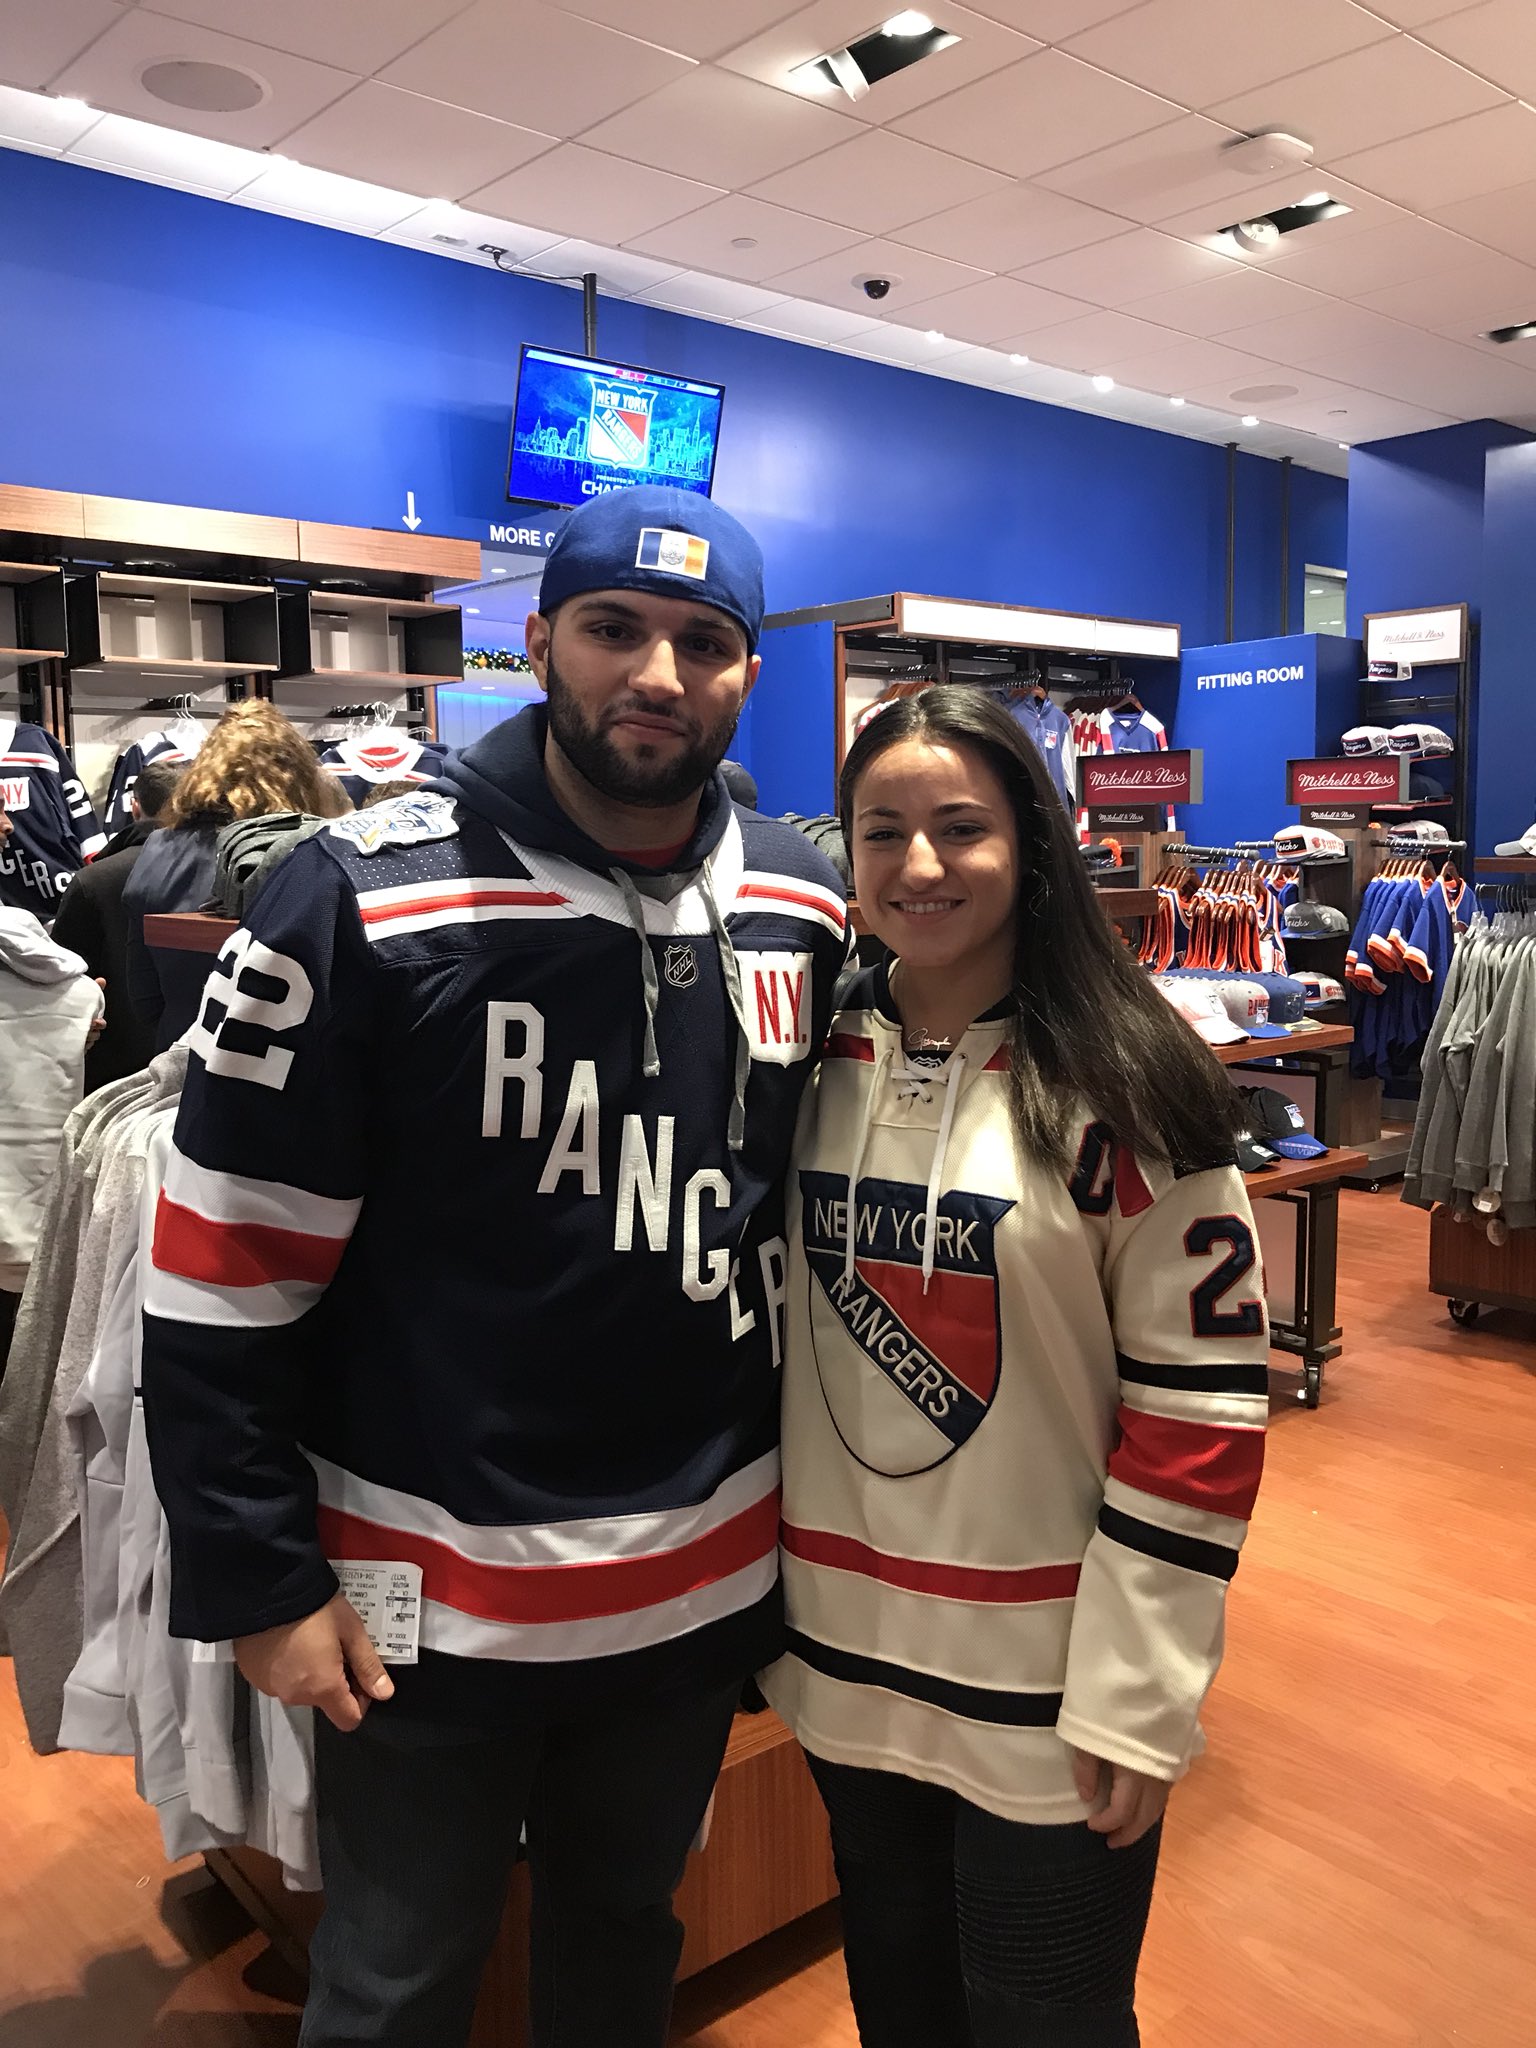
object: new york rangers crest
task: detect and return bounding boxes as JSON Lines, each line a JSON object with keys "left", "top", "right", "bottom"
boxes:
{"left": 800, "top": 1170, "right": 1014, "bottom": 1477}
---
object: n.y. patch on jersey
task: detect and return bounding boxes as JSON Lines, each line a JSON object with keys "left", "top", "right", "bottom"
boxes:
{"left": 738, "top": 950, "right": 813, "bottom": 1064}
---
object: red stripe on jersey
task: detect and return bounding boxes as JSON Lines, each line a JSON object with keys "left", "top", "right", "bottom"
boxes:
{"left": 152, "top": 1194, "right": 349, "bottom": 1289}
{"left": 1114, "top": 1146, "right": 1155, "bottom": 1217}
{"left": 826, "top": 1032, "right": 875, "bottom": 1061}
{"left": 783, "top": 1523, "right": 1080, "bottom": 1605}
{"left": 358, "top": 888, "right": 567, "bottom": 924}
{"left": 315, "top": 1489, "right": 780, "bottom": 1626}
{"left": 737, "top": 882, "right": 847, "bottom": 929}
{"left": 983, "top": 1046, "right": 1009, "bottom": 1072}
{"left": 1109, "top": 1405, "right": 1264, "bottom": 1521}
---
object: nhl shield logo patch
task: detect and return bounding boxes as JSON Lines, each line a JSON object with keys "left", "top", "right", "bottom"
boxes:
{"left": 663, "top": 942, "right": 698, "bottom": 988}
{"left": 800, "top": 1171, "right": 1015, "bottom": 1477}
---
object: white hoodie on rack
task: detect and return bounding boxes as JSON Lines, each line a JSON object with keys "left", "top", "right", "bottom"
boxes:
{"left": 0, "top": 909, "right": 103, "bottom": 1291}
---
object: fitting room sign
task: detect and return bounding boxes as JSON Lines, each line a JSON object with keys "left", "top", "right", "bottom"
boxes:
{"left": 1288, "top": 756, "right": 1409, "bottom": 805}
{"left": 1079, "top": 749, "right": 1202, "bottom": 812}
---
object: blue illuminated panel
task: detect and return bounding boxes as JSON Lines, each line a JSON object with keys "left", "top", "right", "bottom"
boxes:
{"left": 506, "top": 344, "right": 723, "bottom": 506}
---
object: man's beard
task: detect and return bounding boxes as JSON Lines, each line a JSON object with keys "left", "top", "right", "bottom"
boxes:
{"left": 544, "top": 652, "right": 740, "bottom": 809}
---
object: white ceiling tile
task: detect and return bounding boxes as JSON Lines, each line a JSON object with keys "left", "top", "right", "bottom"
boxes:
{"left": 518, "top": 237, "right": 687, "bottom": 297}
{"left": 1064, "top": 0, "right": 1393, "bottom": 108}
{"left": 1331, "top": 102, "right": 1536, "bottom": 214}
{"left": 50, "top": 10, "right": 356, "bottom": 146}
{"left": 1030, "top": 112, "right": 1266, "bottom": 224}
{"left": 624, "top": 193, "right": 861, "bottom": 280}
{"left": 762, "top": 235, "right": 987, "bottom": 311}
{"left": 0, "top": 81, "right": 104, "bottom": 151}
{"left": 1416, "top": 0, "right": 1536, "bottom": 101}
{"left": 1127, "top": 265, "right": 1328, "bottom": 335}
{"left": 1183, "top": 376, "right": 1459, "bottom": 439}
{"left": 1432, "top": 177, "right": 1536, "bottom": 265}
{"left": 633, "top": 273, "right": 790, "bottom": 318}
{"left": 1217, "top": 301, "right": 1419, "bottom": 367}
{"left": 893, "top": 274, "right": 1095, "bottom": 342}
{"left": 1308, "top": 328, "right": 1536, "bottom": 414}
{"left": 720, "top": 3, "right": 1043, "bottom": 125}
{"left": 1088, "top": 334, "right": 1277, "bottom": 392}
{"left": 577, "top": 65, "right": 859, "bottom": 186}
{"left": 67, "top": 107, "right": 267, "bottom": 190}
{"left": 895, "top": 48, "right": 1184, "bottom": 178}
{"left": 740, "top": 295, "right": 886, "bottom": 341}
{"left": 1356, "top": 250, "right": 1536, "bottom": 327}
{"left": 1003, "top": 305, "right": 1182, "bottom": 369}
{"left": 1356, "top": 0, "right": 1479, "bottom": 21}
{"left": 1269, "top": 215, "right": 1483, "bottom": 294}
{"left": 1017, "top": 226, "right": 1241, "bottom": 301}
{"left": 467, "top": 145, "right": 718, "bottom": 245}
{"left": 278, "top": 86, "right": 554, "bottom": 203}
{"left": 1206, "top": 36, "right": 1508, "bottom": 156}
{"left": 547, "top": 0, "right": 803, "bottom": 62}
{"left": 838, "top": 324, "right": 974, "bottom": 365}
{"left": 0, "top": 0, "right": 124, "bottom": 92}
{"left": 146, "top": 0, "right": 468, "bottom": 74}
{"left": 379, "top": 201, "right": 565, "bottom": 263}
{"left": 957, "top": 0, "right": 1146, "bottom": 37}
{"left": 747, "top": 129, "right": 1010, "bottom": 236}
{"left": 381, "top": 1, "right": 692, "bottom": 132}
{"left": 892, "top": 182, "right": 1129, "bottom": 269}
{"left": 232, "top": 159, "right": 423, "bottom": 230}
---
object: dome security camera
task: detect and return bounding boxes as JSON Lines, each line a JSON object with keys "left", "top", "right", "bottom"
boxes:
{"left": 857, "top": 275, "right": 895, "bottom": 300}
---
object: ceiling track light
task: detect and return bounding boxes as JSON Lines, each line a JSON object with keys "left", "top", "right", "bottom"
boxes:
{"left": 1220, "top": 193, "right": 1351, "bottom": 254}
{"left": 791, "top": 14, "right": 960, "bottom": 100}
{"left": 1487, "top": 320, "right": 1536, "bottom": 343}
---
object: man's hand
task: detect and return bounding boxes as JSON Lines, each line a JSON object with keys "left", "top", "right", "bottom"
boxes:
{"left": 235, "top": 1592, "right": 395, "bottom": 1732}
{"left": 87, "top": 977, "right": 106, "bottom": 1050}
{"left": 1070, "top": 1747, "right": 1170, "bottom": 1850}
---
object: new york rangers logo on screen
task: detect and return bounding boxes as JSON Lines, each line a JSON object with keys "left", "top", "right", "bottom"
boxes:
{"left": 588, "top": 382, "right": 653, "bottom": 468}
{"left": 800, "top": 1171, "right": 1015, "bottom": 1476}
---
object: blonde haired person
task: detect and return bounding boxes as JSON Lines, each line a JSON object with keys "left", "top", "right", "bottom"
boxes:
{"left": 124, "top": 702, "right": 350, "bottom": 1049}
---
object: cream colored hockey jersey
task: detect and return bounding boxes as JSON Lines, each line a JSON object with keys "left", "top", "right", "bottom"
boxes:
{"left": 761, "top": 967, "right": 1269, "bottom": 1825}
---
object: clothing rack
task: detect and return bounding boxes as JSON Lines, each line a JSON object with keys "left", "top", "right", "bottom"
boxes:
{"left": 1380, "top": 836, "right": 1466, "bottom": 866}
{"left": 1164, "top": 840, "right": 1347, "bottom": 868}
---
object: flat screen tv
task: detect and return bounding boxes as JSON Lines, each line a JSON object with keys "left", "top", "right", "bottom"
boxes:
{"left": 505, "top": 344, "right": 725, "bottom": 507}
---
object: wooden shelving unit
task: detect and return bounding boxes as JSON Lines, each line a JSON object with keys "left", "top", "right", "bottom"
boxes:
{"left": 0, "top": 561, "right": 67, "bottom": 666}
{"left": 65, "top": 569, "right": 280, "bottom": 688}
{"left": 277, "top": 587, "right": 462, "bottom": 688}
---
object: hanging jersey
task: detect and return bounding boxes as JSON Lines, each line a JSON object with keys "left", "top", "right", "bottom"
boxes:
{"left": 1007, "top": 696, "right": 1076, "bottom": 812}
{"left": 319, "top": 735, "right": 450, "bottom": 806}
{"left": 761, "top": 966, "right": 1268, "bottom": 1824}
{"left": 105, "top": 730, "right": 200, "bottom": 834}
{"left": 0, "top": 720, "right": 107, "bottom": 920}
{"left": 1101, "top": 709, "right": 1168, "bottom": 755}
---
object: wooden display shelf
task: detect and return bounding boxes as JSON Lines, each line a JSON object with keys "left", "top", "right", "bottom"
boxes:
{"left": 1245, "top": 1147, "right": 1368, "bottom": 1199}
{"left": 298, "top": 520, "right": 480, "bottom": 583}
{"left": 0, "top": 559, "right": 67, "bottom": 664}
{"left": 1475, "top": 856, "right": 1536, "bottom": 874}
{"left": 1214, "top": 1022, "right": 1355, "bottom": 1063}
{"left": 278, "top": 586, "right": 463, "bottom": 688}
{"left": 144, "top": 911, "right": 235, "bottom": 953}
{"left": 72, "top": 656, "right": 279, "bottom": 680}
{"left": 1428, "top": 1205, "right": 1536, "bottom": 1320}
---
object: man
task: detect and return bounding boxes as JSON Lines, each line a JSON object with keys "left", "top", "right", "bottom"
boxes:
{"left": 141, "top": 487, "right": 849, "bottom": 2047}
{"left": 51, "top": 757, "right": 182, "bottom": 1090}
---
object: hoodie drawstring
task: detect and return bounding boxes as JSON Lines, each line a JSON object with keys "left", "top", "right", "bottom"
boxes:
{"left": 610, "top": 867, "right": 662, "bottom": 1081}
{"left": 843, "top": 1049, "right": 967, "bottom": 1295}
{"left": 700, "top": 865, "right": 751, "bottom": 1154}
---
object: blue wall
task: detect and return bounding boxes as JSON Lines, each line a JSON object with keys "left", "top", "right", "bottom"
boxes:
{"left": 0, "top": 145, "right": 1345, "bottom": 813}
{"left": 1479, "top": 441, "right": 1536, "bottom": 851}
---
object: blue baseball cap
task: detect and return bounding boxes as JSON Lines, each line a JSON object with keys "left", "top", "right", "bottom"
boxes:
{"left": 538, "top": 486, "right": 765, "bottom": 653}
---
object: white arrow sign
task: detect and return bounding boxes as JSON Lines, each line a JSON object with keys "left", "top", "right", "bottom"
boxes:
{"left": 402, "top": 490, "right": 421, "bottom": 532}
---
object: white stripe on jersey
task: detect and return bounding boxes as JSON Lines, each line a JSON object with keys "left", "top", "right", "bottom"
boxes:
{"left": 1119, "top": 1384, "right": 1268, "bottom": 1433}
{"left": 354, "top": 876, "right": 574, "bottom": 942}
{"left": 145, "top": 1264, "right": 330, "bottom": 1328}
{"left": 161, "top": 1147, "right": 363, "bottom": 1238}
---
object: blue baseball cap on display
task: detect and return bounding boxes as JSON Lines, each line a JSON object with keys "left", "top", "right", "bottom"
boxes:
{"left": 538, "top": 486, "right": 766, "bottom": 652}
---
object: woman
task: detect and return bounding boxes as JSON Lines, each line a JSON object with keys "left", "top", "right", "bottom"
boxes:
{"left": 762, "top": 687, "right": 1269, "bottom": 2047}
{"left": 123, "top": 700, "right": 349, "bottom": 1049}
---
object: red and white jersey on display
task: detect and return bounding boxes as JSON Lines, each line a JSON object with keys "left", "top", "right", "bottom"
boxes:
{"left": 762, "top": 963, "right": 1269, "bottom": 1823}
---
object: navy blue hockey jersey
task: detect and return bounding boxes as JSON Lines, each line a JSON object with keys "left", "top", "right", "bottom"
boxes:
{"left": 141, "top": 706, "right": 849, "bottom": 1704}
{"left": 319, "top": 734, "right": 450, "bottom": 807}
{"left": 104, "top": 728, "right": 200, "bottom": 833}
{"left": 0, "top": 720, "right": 107, "bottom": 919}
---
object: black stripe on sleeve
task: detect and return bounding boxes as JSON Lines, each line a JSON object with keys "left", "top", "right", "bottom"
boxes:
{"left": 1096, "top": 1504, "right": 1239, "bottom": 1583}
{"left": 1116, "top": 1353, "right": 1270, "bottom": 1397}
{"left": 785, "top": 1630, "right": 1063, "bottom": 1728}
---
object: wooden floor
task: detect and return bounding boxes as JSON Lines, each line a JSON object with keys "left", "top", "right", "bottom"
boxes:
{"left": 4, "top": 1191, "right": 1534, "bottom": 2047}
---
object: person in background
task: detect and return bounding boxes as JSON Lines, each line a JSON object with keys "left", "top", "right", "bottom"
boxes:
{"left": 719, "top": 759, "right": 758, "bottom": 809}
{"left": 122, "top": 702, "right": 348, "bottom": 1050}
{"left": 356, "top": 777, "right": 422, "bottom": 806}
{"left": 0, "top": 803, "right": 104, "bottom": 1374}
{"left": 763, "top": 687, "right": 1269, "bottom": 2048}
{"left": 51, "top": 757, "right": 183, "bottom": 1091}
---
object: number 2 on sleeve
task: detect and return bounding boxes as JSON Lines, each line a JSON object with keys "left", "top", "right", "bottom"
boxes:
{"left": 1184, "top": 1216, "right": 1264, "bottom": 1338}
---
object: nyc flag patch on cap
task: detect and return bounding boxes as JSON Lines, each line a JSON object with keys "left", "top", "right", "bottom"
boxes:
{"left": 637, "top": 527, "right": 710, "bottom": 579}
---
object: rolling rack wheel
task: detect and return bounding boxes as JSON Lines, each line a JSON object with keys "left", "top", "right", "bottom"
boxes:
{"left": 1448, "top": 1299, "right": 1481, "bottom": 1328}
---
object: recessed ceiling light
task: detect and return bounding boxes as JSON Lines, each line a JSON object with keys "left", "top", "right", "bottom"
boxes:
{"left": 52, "top": 96, "right": 92, "bottom": 116}
{"left": 791, "top": 15, "right": 959, "bottom": 100}
{"left": 1010, "top": 352, "right": 1028, "bottom": 365}
{"left": 1220, "top": 193, "right": 1350, "bottom": 252}
{"left": 1486, "top": 319, "right": 1536, "bottom": 343}
{"left": 926, "top": 329, "right": 946, "bottom": 342}
{"left": 1241, "top": 414, "right": 1260, "bottom": 426}
{"left": 467, "top": 606, "right": 481, "bottom": 614}
{"left": 1169, "top": 396, "right": 1186, "bottom": 407}
{"left": 492, "top": 567, "right": 507, "bottom": 576}
{"left": 1092, "top": 374, "right": 1115, "bottom": 393}
{"left": 883, "top": 9, "right": 934, "bottom": 31}
{"left": 1338, "top": 442, "right": 1349, "bottom": 450}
